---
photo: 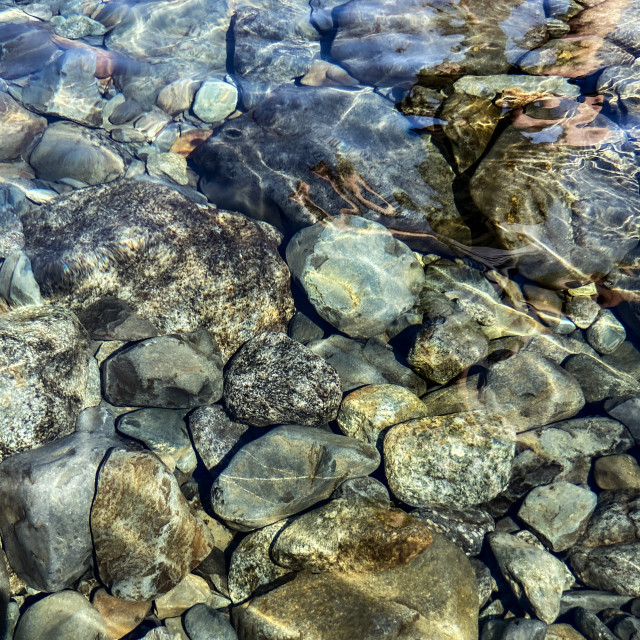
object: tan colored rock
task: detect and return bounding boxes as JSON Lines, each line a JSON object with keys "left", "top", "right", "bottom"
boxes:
{"left": 92, "top": 588, "right": 151, "bottom": 639}
{"left": 0, "top": 92, "right": 46, "bottom": 161}
{"left": 594, "top": 454, "right": 640, "bottom": 490}
{"left": 546, "top": 623, "right": 587, "bottom": 640}
{"left": 337, "top": 384, "right": 428, "bottom": 448}
{"left": 91, "top": 450, "right": 214, "bottom": 601}
{"left": 154, "top": 574, "right": 212, "bottom": 619}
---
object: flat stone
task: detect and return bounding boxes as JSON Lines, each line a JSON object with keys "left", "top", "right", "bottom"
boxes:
{"left": 518, "top": 481, "right": 597, "bottom": 552}
{"left": 585, "top": 309, "right": 626, "bottom": 355}
{"left": 288, "top": 310, "right": 324, "bottom": 344}
{"left": 92, "top": 588, "right": 151, "bottom": 640}
{"left": 21, "top": 180, "right": 294, "bottom": 360}
{"left": 0, "top": 305, "right": 90, "bottom": 461}
{"left": 384, "top": 411, "right": 515, "bottom": 509}
{"left": 103, "top": 331, "right": 223, "bottom": 409}
{"left": 187, "top": 405, "right": 249, "bottom": 471}
{"left": 490, "top": 532, "right": 572, "bottom": 624}
{"left": 29, "top": 121, "right": 126, "bottom": 185}
{"left": 91, "top": 449, "right": 214, "bottom": 601}
{"left": 411, "top": 505, "right": 495, "bottom": 556}
{"left": 564, "top": 354, "right": 640, "bottom": 403}
{"left": 184, "top": 604, "right": 238, "bottom": 640}
{"left": 211, "top": 424, "right": 380, "bottom": 530}
{"left": 307, "top": 334, "right": 426, "bottom": 395}
{"left": 0, "top": 91, "right": 46, "bottom": 161}
{"left": 223, "top": 332, "right": 342, "bottom": 427}
{"left": 193, "top": 79, "right": 238, "bottom": 123}
{"left": 14, "top": 590, "right": 108, "bottom": 640}
{"left": 337, "top": 384, "right": 427, "bottom": 448}
{"left": 286, "top": 216, "right": 424, "bottom": 338}
{"left": 594, "top": 454, "right": 640, "bottom": 490}
{"left": 560, "top": 590, "right": 633, "bottom": 615}
{"left": 117, "top": 408, "right": 196, "bottom": 473}
{"left": 154, "top": 574, "right": 212, "bottom": 619}
{"left": 331, "top": 476, "right": 390, "bottom": 507}
{"left": 0, "top": 407, "right": 120, "bottom": 592}
{"left": 146, "top": 152, "right": 189, "bottom": 186}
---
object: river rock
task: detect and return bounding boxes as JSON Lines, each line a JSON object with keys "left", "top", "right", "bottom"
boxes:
{"left": 193, "top": 79, "right": 238, "bottom": 123}
{"left": 0, "top": 18, "right": 60, "bottom": 80}
{"left": 223, "top": 332, "right": 341, "bottom": 427}
{"left": 91, "top": 449, "right": 214, "bottom": 601}
{"left": 0, "top": 91, "right": 46, "bottom": 161}
{"left": 103, "top": 331, "right": 224, "bottom": 409}
{"left": 546, "top": 624, "right": 587, "bottom": 639}
{"left": 337, "top": 384, "right": 427, "bottom": 448}
{"left": 603, "top": 341, "right": 640, "bottom": 379}
{"left": 154, "top": 574, "right": 212, "bottom": 619}
{"left": 0, "top": 250, "right": 42, "bottom": 307}
{"left": 307, "top": 334, "right": 426, "bottom": 394}
{"left": 331, "top": 476, "right": 391, "bottom": 507}
{"left": 330, "top": 0, "right": 548, "bottom": 91}
{"left": 75, "top": 296, "right": 158, "bottom": 341}
{"left": 563, "top": 354, "right": 640, "bottom": 403}
{"left": 594, "top": 454, "right": 640, "bottom": 490}
{"left": 384, "top": 411, "right": 515, "bottom": 509}
{"left": 598, "top": 61, "right": 640, "bottom": 138}
{"left": 184, "top": 604, "right": 238, "bottom": 640}
{"left": 21, "top": 179, "right": 294, "bottom": 359}
{"left": 0, "top": 305, "right": 90, "bottom": 461}
{"left": 286, "top": 216, "right": 424, "bottom": 338}
{"left": 606, "top": 396, "right": 640, "bottom": 442}
{"left": 14, "top": 590, "right": 108, "bottom": 640}
{"left": 0, "top": 407, "right": 121, "bottom": 592}
{"left": 21, "top": 47, "right": 105, "bottom": 126}
{"left": 211, "top": 424, "right": 380, "bottom": 530}
{"left": 194, "top": 86, "right": 464, "bottom": 238}
{"left": 29, "top": 121, "right": 126, "bottom": 186}
{"left": 146, "top": 151, "right": 189, "bottom": 186}
{"left": 573, "top": 608, "right": 618, "bottom": 640}
{"left": 518, "top": 481, "right": 597, "bottom": 552}
{"left": 585, "top": 309, "right": 626, "bottom": 355}
{"left": 92, "top": 588, "right": 151, "bottom": 639}
{"left": 564, "top": 296, "right": 601, "bottom": 329}
{"left": 490, "top": 532, "right": 572, "bottom": 623}
{"left": 470, "top": 100, "right": 640, "bottom": 287}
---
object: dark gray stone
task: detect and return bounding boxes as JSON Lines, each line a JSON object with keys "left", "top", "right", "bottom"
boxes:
{"left": 411, "top": 505, "right": 495, "bottom": 556}
{"left": 564, "top": 354, "right": 640, "bottom": 403}
{"left": 0, "top": 407, "right": 122, "bottom": 592}
{"left": 614, "top": 616, "right": 640, "bottom": 640}
{"left": 606, "top": 397, "right": 640, "bottom": 443}
{"left": 471, "top": 558, "right": 496, "bottom": 608}
{"left": 223, "top": 332, "right": 342, "bottom": 427}
{"left": 211, "top": 424, "right": 380, "bottom": 530}
{"left": 574, "top": 607, "right": 618, "bottom": 640}
{"left": 502, "top": 618, "right": 548, "bottom": 640}
{"left": 103, "top": 330, "right": 223, "bottom": 409}
{"left": 288, "top": 311, "right": 324, "bottom": 344}
{"left": 183, "top": 603, "right": 238, "bottom": 640}
{"left": 76, "top": 296, "right": 158, "bottom": 341}
{"left": 21, "top": 180, "right": 294, "bottom": 360}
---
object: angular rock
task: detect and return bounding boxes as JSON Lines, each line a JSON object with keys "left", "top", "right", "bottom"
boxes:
{"left": 585, "top": 309, "right": 626, "bottom": 355}
{"left": 573, "top": 608, "right": 619, "bottom": 640}
{"left": 286, "top": 216, "right": 425, "bottom": 338}
{"left": 193, "top": 79, "right": 238, "bottom": 123}
{"left": 564, "top": 354, "right": 640, "bottom": 403}
{"left": 146, "top": 151, "right": 189, "bottom": 186}
{"left": 307, "top": 334, "right": 426, "bottom": 394}
{"left": 154, "top": 574, "right": 212, "bottom": 619}
{"left": 594, "top": 454, "right": 640, "bottom": 490}
{"left": 29, "top": 121, "right": 126, "bottom": 186}
{"left": 76, "top": 296, "right": 158, "bottom": 341}
{"left": 156, "top": 78, "right": 200, "bottom": 115}
{"left": 223, "top": 332, "right": 341, "bottom": 427}
{"left": 21, "top": 180, "right": 294, "bottom": 359}
{"left": 91, "top": 449, "right": 214, "bottom": 601}
{"left": 560, "top": 589, "right": 633, "bottom": 615}
{"left": 606, "top": 396, "right": 640, "bottom": 442}
{"left": 0, "top": 305, "right": 90, "bottom": 461}
{"left": 0, "top": 407, "right": 121, "bottom": 592}
{"left": 331, "top": 476, "right": 390, "bottom": 507}
{"left": 184, "top": 604, "right": 238, "bottom": 640}
{"left": 211, "top": 424, "right": 380, "bottom": 530}
{"left": 0, "top": 91, "right": 46, "bottom": 161}
{"left": 14, "top": 590, "right": 108, "bottom": 640}
{"left": 490, "top": 532, "right": 572, "bottom": 624}
{"left": 518, "top": 481, "right": 597, "bottom": 552}
{"left": 564, "top": 296, "right": 601, "bottom": 330}
{"left": 103, "top": 331, "right": 224, "bottom": 409}
{"left": 0, "top": 250, "right": 42, "bottom": 307}
{"left": 92, "top": 588, "right": 151, "bottom": 640}
{"left": 384, "top": 411, "right": 515, "bottom": 509}
{"left": 187, "top": 404, "right": 249, "bottom": 471}
{"left": 337, "top": 384, "right": 427, "bottom": 448}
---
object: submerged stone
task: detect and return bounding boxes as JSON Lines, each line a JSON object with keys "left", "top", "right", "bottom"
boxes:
{"left": 0, "top": 91, "right": 46, "bottom": 162}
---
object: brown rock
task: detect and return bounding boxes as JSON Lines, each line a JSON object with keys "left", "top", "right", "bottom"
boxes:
{"left": 92, "top": 588, "right": 151, "bottom": 639}
{"left": 91, "top": 449, "right": 214, "bottom": 601}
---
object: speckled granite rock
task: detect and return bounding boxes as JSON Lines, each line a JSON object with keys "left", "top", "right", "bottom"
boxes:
{"left": 14, "top": 590, "right": 108, "bottom": 640}
{"left": 103, "top": 331, "right": 224, "bottom": 409}
{"left": 0, "top": 305, "right": 90, "bottom": 461}
{"left": 384, "top": 411, "right": 515, "bottom": 509}
{"left": 91, "top": 449, "right": 214, "bottom": 601}
{"left": 211, "top": 425, "right": 380, "bottom": 530}
{"left": 0, "top": 407, "right": 121, "bottom": 592}
{"left": 0, "top": 91, "right": 46, "bottom": 161}
{"left": 223, "top": 332, "right": 341, "bottom": 427}
{"left": 286, "top": 216, "right": 424, "bottom": 338}
{"left": 21, "top": 180, "right": 294, "bottom": 359}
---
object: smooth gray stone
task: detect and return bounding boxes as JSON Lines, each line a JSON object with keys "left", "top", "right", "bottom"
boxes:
{"left": 117, "top": 408, "right": 196, "bottom": 474}
{"left": 194, "top": 86, "right": 462, "bottom": 238}
{"left": 564, "top": 354, "right": 640, "bottom": 403}
{"left": 602, "top": 342, "right": 640, "bottom": 379}
{"left": 585, "top": 309, "right": 626, "bottom": 355}
{"left": 307, "top": 334, "right": 426, "bottom": 395}
{"left": 76, "top": 296, "right": 158, "bottom": 341}
{"left": 286, "top": 216, "right": 425, "bottom": 338}
{"left": 29, "top": 121, "right": 126, "bottom": 186}
{"left": 614, "top": 616, "right": 640, "bottom": 640}
{"left": 192, "top": 79, "right": 237, "bottom": 123}
{"left": 188, "top": 404, "right": 249, "bottom": 471}
{"left": 103, "top": 330, "right": 224, "bottom": 409}
{"left": 331, "top": 476, "right": 390, "bottom": 507}
{"left": 605, "top": 397, "right": 640, "bottom": 443}
{"left": 0, "top": 305, "right": 91, "bottom": 461}
{"left": 502, "top": 618, "right": 547, "bottom": 640}
{"left": 560, "top": 590, "right": 633, "bottom": 615}
{"left": 184, "top": 603, "right": 238, "bottom": 640}
{"left": 574, "top": 607, "right": 617, "bottom": 640}
{"left": 0, "top": 251, "right": 42, "bottom": 307}
{"left": 21, "top": 48, "right": 105, "bottom": 126}
{"left": 211, "top": 424, "right": 380, "bottom": 530}
{"left": 288, "top": 310, "right": 324, "bottom": 344}
{"left": 565, "top": 296, "right": 601, "bottom": 329}
{"left": 14, "top": 591, "right": 107, "bottom": 640}
{"left": 0, "top": 21, "right": 59, "bottom": 80}
{"left": 223, "top": 332, "right": 342, "bottom": 427}
{"left": 0, "top": 407, "right": 121, "bottom": 592}
{"left": 411, "top": 505, "right": 495, "bottom": 556}
{"left": 0, "top": 91, "right": 46, "bottom": 162}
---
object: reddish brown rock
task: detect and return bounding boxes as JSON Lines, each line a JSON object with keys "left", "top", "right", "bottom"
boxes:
{"left": 92, "top": 588, "right": 151, "bottom": 639}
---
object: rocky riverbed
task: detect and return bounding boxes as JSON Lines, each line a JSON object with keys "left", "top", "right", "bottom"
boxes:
{"left": 2, "top": 0, "right": 640, "bottom": 639}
